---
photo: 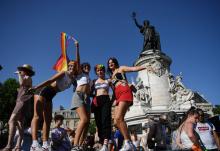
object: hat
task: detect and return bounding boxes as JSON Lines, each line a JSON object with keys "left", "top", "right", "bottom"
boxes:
{"left": 17, "top": 64, "right": 35, "bottom": 76}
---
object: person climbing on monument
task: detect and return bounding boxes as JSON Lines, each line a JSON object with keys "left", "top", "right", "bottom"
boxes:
{"left": 70, "top": 59, "right": 92, "bottom": 150}
{"left": 91, "top": 64, "right": 113, "bottom": 151}
{"left": 29, "top": 42, "right": 79, "bottom": 151}
{"left": 3, "top": 64, "right": 35, "bottom": 151}
{"left": 107, "top": 57, "right": 153, "bottom": 151}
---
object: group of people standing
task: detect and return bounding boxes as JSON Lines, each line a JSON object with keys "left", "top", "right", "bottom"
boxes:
{"left": 3, "top": 41, "right": 151, "bottom": 151}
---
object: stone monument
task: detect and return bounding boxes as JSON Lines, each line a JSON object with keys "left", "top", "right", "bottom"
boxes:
{"left": 126, "top": 13, "right": 213, "bottom": 133}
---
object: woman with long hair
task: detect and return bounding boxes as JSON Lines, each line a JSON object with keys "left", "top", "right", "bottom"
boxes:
{"left": 30, "top": 42, "right": 79, "bottom": 151}
{"left": 176, "top": 107, "right": 202, "bottom": 151}
{"left": 107, "top": 57, "right": 151, "bottom": 151}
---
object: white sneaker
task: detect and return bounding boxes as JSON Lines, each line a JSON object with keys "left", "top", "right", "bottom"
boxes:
{"left": 99, "top": 144, "right": 108, "bottom": 151}
{"left": 71, "top": 146, "right": 82, "bottom": 151}
{"left": 119, "top": 142, "right": 136, "bottom": 151}
{"left": 42, "top": 146, "right": 50, "bottom": 151}
{"left": 30, "top": 145, "right": 42, "bottom": 151}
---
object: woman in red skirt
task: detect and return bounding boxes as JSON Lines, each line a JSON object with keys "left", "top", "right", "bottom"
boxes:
{"left": 107, "top": 57, "right": 151, "bottom": 151}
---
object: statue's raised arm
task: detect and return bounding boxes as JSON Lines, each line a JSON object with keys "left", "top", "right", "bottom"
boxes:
{"left": 132, "top": 12, "right": 142, "bottom": 29}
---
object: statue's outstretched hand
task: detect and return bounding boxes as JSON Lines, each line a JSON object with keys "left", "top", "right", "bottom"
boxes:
{"left": 132, "top": 12, "right": 136, "bottom": 20}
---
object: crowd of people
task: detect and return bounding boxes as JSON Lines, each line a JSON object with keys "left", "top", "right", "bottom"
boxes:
{"left": 1, "top": 41, "right": 220, "bottom": 151}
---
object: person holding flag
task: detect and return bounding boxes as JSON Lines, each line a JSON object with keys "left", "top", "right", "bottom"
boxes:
{"left": 70, "top": 58, "right": 92, "bottom": 150}
{"left": 30, "top": 33, "right": 79, "bottom": 151}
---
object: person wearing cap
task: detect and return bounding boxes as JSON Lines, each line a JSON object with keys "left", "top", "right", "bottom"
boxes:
{"left": 3, "top": 64, "right": 35, "bottom": 151}
{"left": 30, "top": 42, "right": 79, "bottom": 151}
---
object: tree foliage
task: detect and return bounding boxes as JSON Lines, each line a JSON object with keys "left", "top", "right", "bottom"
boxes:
{"left": 0, "top": 78, "right": 19, "bottom": 124}
{"left": 88, "top": 119, "right": 96, "bottom": 135}
{"left": 213, "top": 105, "right": 220, "bottom": 115}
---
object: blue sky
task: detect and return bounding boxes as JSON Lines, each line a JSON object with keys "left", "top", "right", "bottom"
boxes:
{"left": 0, "top": 0, "right": 220, "bottom": 109}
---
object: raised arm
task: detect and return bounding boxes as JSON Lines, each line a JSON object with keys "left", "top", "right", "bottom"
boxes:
{"left": 132, "top": 12, "right": 142, "bottom": 29}
{"left": 33, "top": 71, "right": 65, "bottom": 90}
{"left": 75, "top": 42, "right": 80, "bottom": 72}
{"left": 134, "top": 18, "right": 142, "bottom": 29}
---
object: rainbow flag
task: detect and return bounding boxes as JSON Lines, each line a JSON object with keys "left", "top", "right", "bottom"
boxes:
{"left": 53, "top": 32, "right": 69, "bottom": 72}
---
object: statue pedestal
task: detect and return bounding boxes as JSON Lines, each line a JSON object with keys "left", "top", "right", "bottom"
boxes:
{"left": 124, "top": 21, "right": 214, "bottom": 134}
{"left": 134, "top": 49, "right": 172, "bottom": 110}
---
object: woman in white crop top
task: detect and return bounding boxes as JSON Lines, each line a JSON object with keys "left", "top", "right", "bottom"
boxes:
{"left": 70, "top": 48, "right": 92, "bottom": 149}
{"left": 29, "top": 42, "right": 79, "bottom": 150}
{"left": 91, "top": 64, "right": 112, "bottom": 151}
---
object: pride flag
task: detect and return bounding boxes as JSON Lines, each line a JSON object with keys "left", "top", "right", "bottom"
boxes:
{"left": 53, "top": 32, "right": 69, "bottom": 72}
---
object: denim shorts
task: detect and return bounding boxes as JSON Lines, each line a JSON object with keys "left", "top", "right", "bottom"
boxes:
{"left": 71, "top": 91, "right": 91, "bottom": 112}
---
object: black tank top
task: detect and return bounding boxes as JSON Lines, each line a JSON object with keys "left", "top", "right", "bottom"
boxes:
{"left": 112, "top": 72, "right": 127, "bottom": 86}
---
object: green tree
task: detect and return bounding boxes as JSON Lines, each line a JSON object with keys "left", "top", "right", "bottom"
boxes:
{"left": 213, "top": 105, "right": 220, "bottom": 115}
{"left": 0, "top": 78, "right": 19, "bottom": 124}
{"left": 88, "top": 119, "right": 96, "bottom": 135}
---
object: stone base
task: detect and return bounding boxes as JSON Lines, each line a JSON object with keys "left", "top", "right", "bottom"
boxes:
{"left": 151, "top": 105, "right": 168, "bottom": 110}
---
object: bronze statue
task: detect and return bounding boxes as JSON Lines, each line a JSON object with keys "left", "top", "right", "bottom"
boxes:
{"left": 132, "top": 12, "right": 161, "bottom": 52}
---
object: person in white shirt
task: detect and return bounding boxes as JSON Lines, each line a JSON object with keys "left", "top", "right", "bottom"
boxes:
{"left": 195, "top": 109, "right": 220, "bottom": 151}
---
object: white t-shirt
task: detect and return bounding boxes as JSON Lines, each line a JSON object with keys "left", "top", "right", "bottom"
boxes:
{"left": 195, "top": 122, "right": 217, "bottom": 149}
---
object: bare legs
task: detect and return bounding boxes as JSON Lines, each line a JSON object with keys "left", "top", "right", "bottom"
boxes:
{"left": 14, "top": 119, "right": 24, "bottom": 149}
{"left": 4, "top": 113, "right": 23, "bottom": 150}
{"left": 42, "top": 100, "right": 52, "bottom": 142}
{"left": 31, "top": 95, "right": 43, "bottom": 141}
{"left": 114, "top": 101, "right": 130, "bottom": 140}
{"left": 74, "top": 106, "right": 90, "bottom": 146}
{"left": 31, "top": 95, "right": 52, "bottom": 143}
